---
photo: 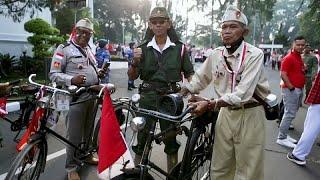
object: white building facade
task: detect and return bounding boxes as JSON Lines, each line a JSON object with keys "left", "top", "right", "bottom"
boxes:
{"left": 0, "top": 0, "right": 94, "bottom": 58}
{"left": 0, "top": 8, "right": 52, "bottom": 57}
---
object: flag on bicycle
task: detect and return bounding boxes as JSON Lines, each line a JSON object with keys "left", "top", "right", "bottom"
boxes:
{"left": 98, "top": 90, "right": 134, "bottom": 179}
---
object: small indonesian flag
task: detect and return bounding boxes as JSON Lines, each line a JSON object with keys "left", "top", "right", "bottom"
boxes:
{"left": 98, "top": 90, "right": 134, "bottom": 179}
{"left": 0, "top": 98, "right": 7, "bottom": 117}
{"left": 54, "top": 52, "right": 64, "bottom": 60}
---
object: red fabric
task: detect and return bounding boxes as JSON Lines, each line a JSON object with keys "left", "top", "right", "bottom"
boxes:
{"left": 280, "top": 50, "right": 305, "bottom": 88}
{"left": 0, "top": 98, "right": 7, "bottom": 117}
{"left": 16, "top": 107, "right": 45, "bottom": 151}
{"left": 98, "top": 90, "right": 126, "bottom": 173}
{"left": 68, "top": 26, "right": 77, "bottom": 42}
{"left": 305, "top": 72, "right": 320, "bottom": 104}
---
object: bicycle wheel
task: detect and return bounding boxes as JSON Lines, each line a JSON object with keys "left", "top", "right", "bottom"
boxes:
{"left": 112, "top": 171, "right": 154, "bottom": 180}
{"left": 92, "top": 104, "right": 136, "bottom": 150}
{"left": 178, "top": 126, "right": 214, "bottom": 180}
{"left": 5, "top": 139, "right": 47, "bottom": 180}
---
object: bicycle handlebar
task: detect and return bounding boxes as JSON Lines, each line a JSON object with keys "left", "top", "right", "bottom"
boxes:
{"left": 29, "top": 74, "right": 70, "bottom": 95}
{"left": 133, "top": 105, "right": 195, "bottom": 123}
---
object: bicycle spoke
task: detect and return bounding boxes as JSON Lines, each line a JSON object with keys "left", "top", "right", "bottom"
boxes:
{"left": 14, "top": 147, "right": 41, "bottom": 179}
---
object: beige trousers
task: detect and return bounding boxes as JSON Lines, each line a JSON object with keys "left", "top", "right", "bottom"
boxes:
{"left": 211, "top": 106, "right": 265, "bottom": 180}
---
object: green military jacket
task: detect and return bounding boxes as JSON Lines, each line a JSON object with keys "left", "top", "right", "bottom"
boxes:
{"left": 303, "top": 54, "right": 318, "bottom": 78}
{"left": 136, "top": 41, "right": 194, "bottom": 83}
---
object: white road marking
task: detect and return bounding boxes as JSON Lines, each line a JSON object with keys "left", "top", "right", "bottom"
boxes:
{"left": 0, "top": 148, "right": 66, "bottom": 180}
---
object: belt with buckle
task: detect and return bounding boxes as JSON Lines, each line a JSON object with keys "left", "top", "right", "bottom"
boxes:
{"left": 228, "top": 102, "right": 262, "bottom": 111}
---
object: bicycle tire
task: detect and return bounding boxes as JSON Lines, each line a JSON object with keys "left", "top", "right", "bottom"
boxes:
{"left": 5, "top": 138, "right": 47, "bottom": 180}
{"left": 174, "top": 126, "right": 213, "bottom": 180}
{"left": 112, "top": 171, "right": 154, "bottom": 180}
{"left": 92, "top": 104, "right": 136, "bottom": 150}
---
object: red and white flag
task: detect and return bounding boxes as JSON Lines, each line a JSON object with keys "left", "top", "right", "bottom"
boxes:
{"left": 98, "top": 90, "right": 134, "bottom": 179}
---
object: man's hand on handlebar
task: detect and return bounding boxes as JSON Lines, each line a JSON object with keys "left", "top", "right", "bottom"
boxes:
{"left": 188, "top": 100, "right": 209, "bottom": 116}
{"left": 188, "top": 94, "right": 208, "bottom": 103}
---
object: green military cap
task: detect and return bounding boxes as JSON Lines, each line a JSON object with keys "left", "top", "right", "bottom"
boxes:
{"left": 149, "top": 7, "right": 170, "bottom": 20}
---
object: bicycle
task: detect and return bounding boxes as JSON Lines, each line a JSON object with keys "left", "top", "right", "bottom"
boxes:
{"left": 4, "top": 74, "right": 115, "bottom": 180}
{"left": 114, "top": 93, "right": 218, "bottom": 180}
{"left": 1, "top": 85, "right": 39, "bottom": 143}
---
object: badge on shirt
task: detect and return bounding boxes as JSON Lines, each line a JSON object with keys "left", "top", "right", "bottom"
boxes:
{"left": 54, "top": 52, "right": 64, "bottom": 60}
{"left": 53, "top": 61, "right": 61, "bottom": 68}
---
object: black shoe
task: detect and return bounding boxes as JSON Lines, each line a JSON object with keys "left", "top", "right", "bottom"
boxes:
{"left": 128, "top": 87, "right": 132, "bottom": 91}
{"left": 131, "top": 85, "right": 137, "bottom": 89}
{"left": 287, "top": 152, "right": 306, "bottom": 165}
{"left": 289, "top": 124, "right": 294, "bottom": 130}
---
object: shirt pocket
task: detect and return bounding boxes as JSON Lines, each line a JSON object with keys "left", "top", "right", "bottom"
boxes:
{"left": 70, "top": 57, "right": 88, "bottom": 69}
{"left": 213, "top": 63, "right": 226, "bottom": 85}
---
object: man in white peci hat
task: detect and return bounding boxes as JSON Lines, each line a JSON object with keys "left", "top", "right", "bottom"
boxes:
{"left": 181, "top": 6, "right": 270, "bottom": 180}
{"left": 50, "top": 18, "right": 105, "bottom": 180}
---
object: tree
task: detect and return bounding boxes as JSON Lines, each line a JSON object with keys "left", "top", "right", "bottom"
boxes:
{"left": 299, "top": 9, "right": 320, "bottom": 47}
{"left": 24, "top": 18, "right": 64, "bottom": 58}
{"left": 94, "top": 0, "right": 151, "bottom": 43}
{"left": 0, "top": 0, "right": 63, "bottom": 22}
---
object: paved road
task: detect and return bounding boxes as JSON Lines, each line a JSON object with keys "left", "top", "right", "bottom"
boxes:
{"left": 1, "top": 62, "right": 320, "bottom": 180}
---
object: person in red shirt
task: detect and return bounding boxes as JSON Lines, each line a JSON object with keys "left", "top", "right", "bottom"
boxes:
{"left": 277, "top": 36, "right": 306, "bottom": 149}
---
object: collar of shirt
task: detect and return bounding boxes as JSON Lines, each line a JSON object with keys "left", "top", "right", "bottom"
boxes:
{"left": 291, "top": 50, "right": 302, "bottom": 59}
{"left": 222, "top": 41, "right": 249, "bottom": 58}
{"left": 147, "top": 36, "right": 176, "bottom": 53}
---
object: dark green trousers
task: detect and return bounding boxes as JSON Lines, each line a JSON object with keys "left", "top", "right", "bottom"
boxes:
{"left": 132, "top": 91, "right": 180, "bottom": 155}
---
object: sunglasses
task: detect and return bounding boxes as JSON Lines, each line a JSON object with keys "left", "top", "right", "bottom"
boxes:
{"left": 150, "top": 20, "right": 167, "bottom": 25}
{"left": 77, "top": 28, "right": 93, "bottom": 37}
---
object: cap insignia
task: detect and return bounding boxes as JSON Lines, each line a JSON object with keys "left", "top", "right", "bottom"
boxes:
{"left": 236, "top": 11, "right": 241, "bottom": 19}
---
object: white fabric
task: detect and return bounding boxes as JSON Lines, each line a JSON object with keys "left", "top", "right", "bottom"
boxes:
{"left": 292, "top": 104, "right": 320, "bottom": 161}
{"left": 222, "top": 6, "right": 248, "bottom": 26}
{"left": 147, "top": 36, "right": 176, "bottom": 53}
{"left": 98, "top": 133, "right": 135, "bottom": 179}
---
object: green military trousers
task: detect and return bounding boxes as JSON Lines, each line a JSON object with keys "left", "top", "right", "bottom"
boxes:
{"left": 132, "top": 91, "right": 180, "bottom": 155}
{"left": 211, "top": 106, "right": 265, "bottom": 180}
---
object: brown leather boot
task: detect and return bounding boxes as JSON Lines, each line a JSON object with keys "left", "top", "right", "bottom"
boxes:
{"left": 167, "top": 153, "right": 178, "bottom": 172}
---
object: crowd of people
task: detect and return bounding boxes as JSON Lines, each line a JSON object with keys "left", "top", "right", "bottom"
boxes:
{"left": 1, "top": 4, "right": 320, "bottom": 180}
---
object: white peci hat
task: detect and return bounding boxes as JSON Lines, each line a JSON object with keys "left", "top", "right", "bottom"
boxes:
{"left": 222, "top": 6, "right": 248, "bottom": 26}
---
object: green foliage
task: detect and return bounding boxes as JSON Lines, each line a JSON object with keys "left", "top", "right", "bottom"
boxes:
{"left": 94, "top": 0, "right": 151, "bottom": 43}
{"left": 274, "top": 33, "right": 289, "bottom": 47}
{"left": 299, "top": 10, "right": 320, "bottom": 48}
{"left": 24, "top": 18, "right": 64, "bottom": 58}
{"left": 0, "top": 53, "right": 16, "bottom": 74}
{"left": 0, "top": 0, "right": 63, "bottom": 22}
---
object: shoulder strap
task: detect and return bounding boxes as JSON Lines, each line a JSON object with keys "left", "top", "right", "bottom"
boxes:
{"left": 224, "top": 54, "right": 265, "bottom": 104}
{"left": 180, "top": 44, "right": 185, "bottom": 59}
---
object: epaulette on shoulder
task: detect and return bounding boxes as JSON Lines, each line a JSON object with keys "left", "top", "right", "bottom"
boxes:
{"left": 62, "top": 41, "right": 71, "bottom": 48}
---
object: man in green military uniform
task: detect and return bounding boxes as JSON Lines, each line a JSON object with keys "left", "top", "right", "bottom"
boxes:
{"left": 303, "top": 44, "right": 318, "bottom": 98}
{"left": 128, "top": 7, "right": 194, "bottom": 171}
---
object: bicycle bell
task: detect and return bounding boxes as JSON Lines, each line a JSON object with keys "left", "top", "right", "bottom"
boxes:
{"left": 130, "top": 117, "right": 146, "bottom": 132}
{"left": 158, "top": 93, "right": 184, "bottom": 116}
{"left": 131, "top": 94, "right": 141, "bottom": 103}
